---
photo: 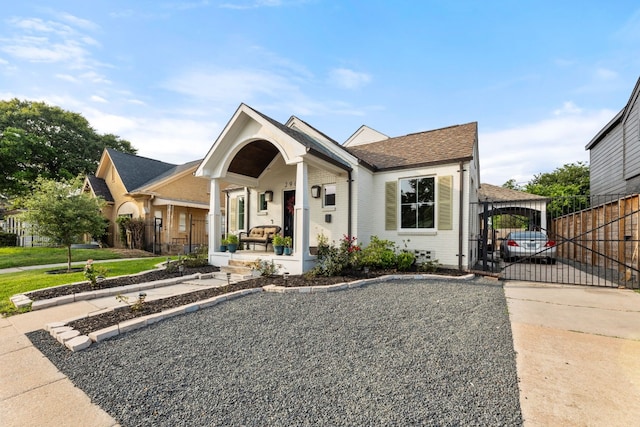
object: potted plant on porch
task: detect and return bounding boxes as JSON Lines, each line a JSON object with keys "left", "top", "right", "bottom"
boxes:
{"left": 219, "top": 236, "right": 229, "bottom": 252}
{"left": 283, "top": 236, "right": 293, "bottom": 255}
{"left": 272, "top": 234, "right": 285, "bottom": 255}
{"left": 227, "top": 234, "right": 239, "bottom": 253}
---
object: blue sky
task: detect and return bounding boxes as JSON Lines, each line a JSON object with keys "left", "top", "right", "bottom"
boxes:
{"left": 2, "top": 1, "right": 640, "bottom": 185}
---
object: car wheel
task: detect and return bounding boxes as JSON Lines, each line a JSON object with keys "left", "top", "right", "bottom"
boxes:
{"left": 548, "top": 257, "right": 556, "bottom": 265}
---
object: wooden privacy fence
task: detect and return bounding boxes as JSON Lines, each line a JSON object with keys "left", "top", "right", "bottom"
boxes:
{"left": 551, "top": 194, "right": 640, "bottom": 285}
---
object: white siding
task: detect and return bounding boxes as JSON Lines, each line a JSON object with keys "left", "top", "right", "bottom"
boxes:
{"left": 359, "top": 163, "right": 470, "bottom": 269}
{"left": 307, "top": 166, "right": 350, "bottom": 246}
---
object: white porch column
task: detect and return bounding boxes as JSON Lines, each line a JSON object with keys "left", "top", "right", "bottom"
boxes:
{"left": 209, "top": 178, "right": 222, "bottom": 250}
{"left": 294, "top": 162, "right": 310, "bottom": 255}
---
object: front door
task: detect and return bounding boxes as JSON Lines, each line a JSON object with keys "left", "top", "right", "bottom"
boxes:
{"left": 283, "top": 190, "right": 295, "bottom": 247}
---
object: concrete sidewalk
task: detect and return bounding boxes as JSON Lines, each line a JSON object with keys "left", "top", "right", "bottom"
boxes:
{"left": 0, "top": 258, "right": 153, "bottom": 275}
{"left": 505, "top": 281, "right": 640, "bottom": 426}
{"left": 0, "top": 274, "right": 231, "bottom": 427}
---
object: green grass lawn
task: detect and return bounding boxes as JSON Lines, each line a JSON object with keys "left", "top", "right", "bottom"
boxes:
{"left": 0, "top": 247, "right": 152, "bottom": 269}
{"left": 0, "top": 257, "right": 171, "bottom": 316}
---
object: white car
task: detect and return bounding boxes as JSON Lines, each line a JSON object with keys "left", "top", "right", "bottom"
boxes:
{"left": 500, "top": 231, "right": 557, "bottom": 264}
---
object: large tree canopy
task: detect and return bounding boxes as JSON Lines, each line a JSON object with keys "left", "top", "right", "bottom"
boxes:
{"left": 0, "top": 99, "right": 136, "bottom": 197}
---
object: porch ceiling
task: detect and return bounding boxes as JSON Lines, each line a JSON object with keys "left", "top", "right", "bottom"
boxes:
{"left": 228, "top": 140, "right": 279, "bottom": 178}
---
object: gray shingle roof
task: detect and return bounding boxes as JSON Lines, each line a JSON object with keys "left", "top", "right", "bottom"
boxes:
{"left": 106, "top": 148, "right": 177, "bottom": 192}
{"left": 86, "top": 175, "right": 114, "bottom": 202}
{"left": 133, "top": 159, "right": 202, "bottom": 192}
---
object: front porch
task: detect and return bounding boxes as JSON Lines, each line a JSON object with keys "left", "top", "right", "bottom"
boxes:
{"left": 195, "top": 104, "right": 355, "bottom": 276}
{"left": 211, "top": 247, "right": 317, "bottom": 276}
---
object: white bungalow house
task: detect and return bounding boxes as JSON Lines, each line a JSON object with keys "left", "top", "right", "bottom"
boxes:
{"left": 195, "top": 104, "right": 480, "bottom": 274}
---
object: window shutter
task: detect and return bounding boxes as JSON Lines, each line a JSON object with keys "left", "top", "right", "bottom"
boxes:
{"left": 385, "top": 181, "right": 397, "bottom": 230}
{"left": 438, "top": 176, "right": 453, "bottom": 230}
{"left": 229, "top": 197, "right": 237, "bottom": 232}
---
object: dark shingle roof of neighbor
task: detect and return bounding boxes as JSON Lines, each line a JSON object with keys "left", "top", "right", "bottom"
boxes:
{"left": 132, "top": 159, "right": 202, "bottom": 191}
{"left": 106, "top": 148, "right": 177, "bottom": 192}
{"left": 478, "top": 183, "right": 548, "bottom": 201}
{"left": 344, "top": 122, "right": 477, "bottom": 171}
{"left": 86, "top": 175, "right": 114, "bottom": 203}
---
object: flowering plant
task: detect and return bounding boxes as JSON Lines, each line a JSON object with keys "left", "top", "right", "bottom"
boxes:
{"left": 84, "top": 259, "right": 108, "bottom": 288}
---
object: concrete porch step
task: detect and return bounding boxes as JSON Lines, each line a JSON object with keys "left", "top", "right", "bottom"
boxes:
{"left": 220, "top": 263, "right": 255, "bottom": 278}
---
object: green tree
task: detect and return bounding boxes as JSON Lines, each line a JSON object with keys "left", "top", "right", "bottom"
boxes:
{"left": 19, "top": 177, "right": 106, "bottom": 271}
{"left": 502, "top": 162, "right": 590, "bottom": 217}
{"left": 0, "top": 99, "right": 136, "bottom": 197}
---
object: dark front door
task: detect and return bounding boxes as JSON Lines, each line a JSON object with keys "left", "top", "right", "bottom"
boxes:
{"left": 283, "top": 190, "right": 295, "bottom": 247}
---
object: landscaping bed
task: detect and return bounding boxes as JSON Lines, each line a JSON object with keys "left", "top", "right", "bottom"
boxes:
{"left": 32, "top": 265, "right": 468, "bottom": 336}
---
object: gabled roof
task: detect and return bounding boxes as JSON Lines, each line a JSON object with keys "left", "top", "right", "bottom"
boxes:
{"left": 85, "top": 175, "right": 114, "bottom": 203}
{"left": 345, "top": 122, "right": 477, "bottom": 171}
{"left": 248, "top": 106, "right": 352, "bottom": 171}
{"left": 133, "top": 159, "right": 202, "bottom": 192}
{"left": 586, "top": 75, "right": 640, "bottom": 150}
{"left": 478, "top": 183, "right": 548, "bottom": 202}
{"left": 106, "top": 148, "right": 177, "bottom": 192}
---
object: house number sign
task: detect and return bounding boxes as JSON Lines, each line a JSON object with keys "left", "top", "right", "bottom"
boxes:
{"left": 284, "top": 181, "right": 296, "bottom": 188}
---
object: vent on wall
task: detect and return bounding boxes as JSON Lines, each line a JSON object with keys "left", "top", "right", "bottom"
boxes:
{"left": 413, "top": 250, "right": 434, "bottom": 264}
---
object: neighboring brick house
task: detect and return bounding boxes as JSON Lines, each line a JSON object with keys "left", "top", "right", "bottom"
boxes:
{"left": 85, "top": 148, "right": 218, "bottom": 254}
{"left": 196, "top": 103, "right": 481, "bottom": 274}
{"left": 586, "top": 76, "right": 640, "bottom": 196}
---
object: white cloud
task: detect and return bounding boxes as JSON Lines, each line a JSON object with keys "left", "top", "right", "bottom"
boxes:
{"left": 90, "top": 95, "right": 108, "bottom": 103}
{"left": 329, "top": 68, "right": 372, "bottom": 90}
{"left": 164, "top": 68, "right": 300, "bottom": 103}
{"left": 479, "top": 107, "right": 616, "bottom": 185}
{"left": 595, "top": 68, "right": 618, "bottom": 81}
{"left": 553, "top": 101, "right": 582, "bottom": 116}
{"left": 55, "top": 73, "right": 78, "bottom": 83}
{"left": 614, "top": 8, "right": 640, "bottom": 42}
{"left": 54, "top": 12, "right": 100, "bottom": 31}
{"left": 0, "top": 15, "right": 100, "bottom": 69}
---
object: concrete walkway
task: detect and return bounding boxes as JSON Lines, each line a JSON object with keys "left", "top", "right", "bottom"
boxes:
{"left": 1, "top": 278, "right": 639, "bottom": 426}
{"left": 505, "top": 281, "right": 640, "bottom": 426}
{"left": 0, "top": 274, "right": 232, "bottom": 427}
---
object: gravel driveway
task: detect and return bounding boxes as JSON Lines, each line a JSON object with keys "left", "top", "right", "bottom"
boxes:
{"left": 29, "top": 278, "right": 523, "bottom": 426}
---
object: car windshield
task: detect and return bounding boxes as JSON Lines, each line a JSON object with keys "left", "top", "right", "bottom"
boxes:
{"left": 510, "top": 231, "right": 547, "bottom": 240}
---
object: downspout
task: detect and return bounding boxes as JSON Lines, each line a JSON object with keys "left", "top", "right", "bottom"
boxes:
{"left": 347, "top": 170, "right": 353, "bottom": 238}
{"left": 245, "top": 187, "right": 250, "bottom": 232}
{"left": 458, "top": 161, "right": 465, "bottom": 271}
{"left": 225, "top": 191, "right": 230, "bottom": 239}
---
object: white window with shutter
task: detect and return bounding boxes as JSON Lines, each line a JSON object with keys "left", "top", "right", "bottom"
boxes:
{"left": 385, "top": 175, "right": 453, "bottom": 231}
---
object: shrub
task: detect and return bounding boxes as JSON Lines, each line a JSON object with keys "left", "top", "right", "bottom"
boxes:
{"left": 184, "top": 245, "right": 209, "bottom": 267}
{"left": 360, "top": 236, "right": 397, "bottom": 269}
{"left": 396, "top": 251, "right": 416, "bottom": 271}
{"left": 83, "top": 259, "right": 108, "bottom": 288}
{"left": 226, "top": 234, "right": 239, "bottom": 245}
{"left": 307, "top": 233, "right": 344, "bottom": 277}
{"left": 417, "top": 259, "right": 440, "bottom": 273}
{"left": 307, "top": 233, "right": 362, "bottom": 277}
{"left": 0, "top": 232, "right": 17, "bottom": 247}
{"left": 250, "top": 259, "right": 281, "bottom": 277}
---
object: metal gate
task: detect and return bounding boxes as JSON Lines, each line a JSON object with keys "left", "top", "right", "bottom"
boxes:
{"left": 474, "top": 193, "right": 640, "bottom": 289}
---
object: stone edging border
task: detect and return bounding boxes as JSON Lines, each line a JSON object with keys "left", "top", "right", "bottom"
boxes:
{"left": 46, "top": 273, "right": 476, "bottom": 352}
{"left": 11, "top": 271, "right": 217, "bottom": 310}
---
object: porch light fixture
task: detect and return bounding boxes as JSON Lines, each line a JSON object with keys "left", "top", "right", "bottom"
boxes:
{"left": 264, "top": 191, "right": 273, "bottom": 202}
{"left": 311, "top": 185, "right": 321, "bottom": 198}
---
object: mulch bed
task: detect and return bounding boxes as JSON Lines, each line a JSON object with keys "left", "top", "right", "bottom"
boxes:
{"left": 33, "top": 266, "right": 467, "bottom": 336}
